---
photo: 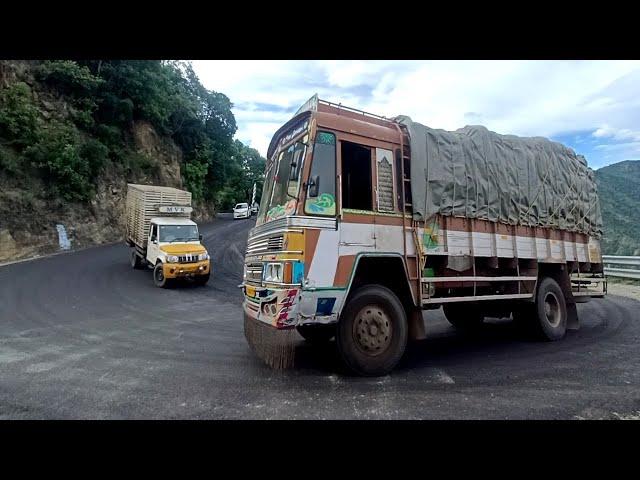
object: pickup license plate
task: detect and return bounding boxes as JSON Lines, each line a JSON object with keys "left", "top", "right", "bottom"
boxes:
{"left": 246, "top": 285, "right": 256, "bottom": 297}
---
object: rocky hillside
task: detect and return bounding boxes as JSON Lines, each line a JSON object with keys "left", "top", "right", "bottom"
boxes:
{"left": 596, "top": 160, "right": 640, "bottom": 256}
{"left": 0, "top": 60, "right": 264, "bottom": 262}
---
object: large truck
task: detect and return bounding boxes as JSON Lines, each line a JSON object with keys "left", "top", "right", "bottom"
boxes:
{"left": 241, "top": 95, "right": 606, "bottom": 376}
{"left": 125, "top": 184, "right": 211, "bottom": 287}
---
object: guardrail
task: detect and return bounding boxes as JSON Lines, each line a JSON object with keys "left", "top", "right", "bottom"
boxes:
{"left": 603, "top": 255, "right": 640, "bottom": 280}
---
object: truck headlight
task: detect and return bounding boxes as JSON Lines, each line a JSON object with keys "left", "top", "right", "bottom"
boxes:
{"left": 263, "top": 262, "right": 284, "bottom": 283}
{"left": 199, "top": 252, "right": 210, "bottom": 261}
{"left": 167, "top": 255, "right": 179, "bottom": 263}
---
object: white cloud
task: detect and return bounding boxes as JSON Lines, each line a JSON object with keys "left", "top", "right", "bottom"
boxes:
{"left": 191, "top": 60, "right": 640, "bottom": 166}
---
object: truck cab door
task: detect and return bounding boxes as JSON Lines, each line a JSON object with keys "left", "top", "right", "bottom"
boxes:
{"left": 339, "top": 140, "right": 376, "bottom": 251}
{"left": 147, "top": 223, "right": 160, "bottom": 265}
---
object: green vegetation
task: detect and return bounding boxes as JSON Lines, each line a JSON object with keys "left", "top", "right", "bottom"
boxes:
{"left": 0, "top": 60, "right": 265, "bottom": 209}
{"left": 596, "top": 160, "right": 640, "bottom": 255}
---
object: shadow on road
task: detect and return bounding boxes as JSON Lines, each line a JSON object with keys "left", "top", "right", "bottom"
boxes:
{"left": 289, "top": 317, "right": 539, "bottom": 376}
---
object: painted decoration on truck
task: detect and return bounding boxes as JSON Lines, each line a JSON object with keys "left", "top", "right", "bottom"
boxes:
{"left": 376, "top": 148, "right": 394, "bottom": 212}
{"left": 423, "top": 221, "right": 440, "bottom": 250}
{"left": 305, "top": 193, "right": 335, "bottom": 215}
{"left": 265, "top": 199, "right": 297, "bottom": 222}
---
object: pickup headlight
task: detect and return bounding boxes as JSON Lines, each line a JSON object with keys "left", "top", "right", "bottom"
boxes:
{"left": 199, "top": 252, "right": 210, "bottom": 261}
{"left": 167, "top": 255, "right": 179, "bottom": 263}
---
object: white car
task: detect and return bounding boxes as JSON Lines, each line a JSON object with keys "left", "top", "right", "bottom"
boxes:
{"left": 233, "top": 203, "right": 250, "bottom": 219}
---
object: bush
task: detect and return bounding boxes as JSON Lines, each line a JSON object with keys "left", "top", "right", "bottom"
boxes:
{"left": 0, "top": 145, "right": 23, "bottom": 175}
{"left": 183, "top": 159, "right": 208, "bottom": 201}
{"left": 24, "top": 123, "right": 107, "bottom": 202}
{"left": 36, "top": 61, "right": 103, "bottom": 97}
{"left": 0, "top": 82, "right": 39, "bottom": 147}
{"left": 123, "top": 151, "right": 157, "bottom": 175}
{"left": 79, "top": 137, "right": 109, "bottom": 177}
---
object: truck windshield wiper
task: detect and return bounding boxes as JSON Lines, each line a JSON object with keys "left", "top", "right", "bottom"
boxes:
{"left": 169, "top": 237, "right": 187, "bottom": 243}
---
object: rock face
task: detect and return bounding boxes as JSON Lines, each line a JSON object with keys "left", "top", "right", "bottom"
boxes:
{"left": 132, "top": 121, "right": 183, "bottom": 189}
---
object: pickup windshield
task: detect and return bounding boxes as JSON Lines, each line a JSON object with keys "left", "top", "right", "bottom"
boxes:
{"left": 159, "top": 225, "right": 199, "bottom": 242}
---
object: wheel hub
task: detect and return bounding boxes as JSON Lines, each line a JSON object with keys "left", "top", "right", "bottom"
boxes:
{"left": 544, "top": 291, "right": 561, "bottom": 327}
{"left": 353, "top": 305, "right": 392, "bottom": 356}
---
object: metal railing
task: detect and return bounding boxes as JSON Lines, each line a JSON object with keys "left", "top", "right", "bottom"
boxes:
{"left": 603, "top": 255, "right": 640, "bottom": 280}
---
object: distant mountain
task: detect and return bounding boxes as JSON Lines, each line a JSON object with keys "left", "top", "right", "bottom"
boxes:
{"left": 595, "top": 160, "right": 640, "bottom": 256}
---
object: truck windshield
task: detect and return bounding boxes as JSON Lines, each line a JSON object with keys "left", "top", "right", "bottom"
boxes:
{"left": 257, "top": 136, "right": 307, "bottom": 223}
{"left": 159, "top": 225, "right": 199, "bottom": 242}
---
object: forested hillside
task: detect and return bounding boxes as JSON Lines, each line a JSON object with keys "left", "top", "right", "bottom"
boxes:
{"left": 0, "top": 60, "right": 265, "bottom": 261}
{"left": 596, "top": 160, "right": 640, "bottom": 256}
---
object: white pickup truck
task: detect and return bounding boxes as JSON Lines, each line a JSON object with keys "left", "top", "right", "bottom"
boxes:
{"left": 125, "top": 184, "right": 211, "bottom": 287}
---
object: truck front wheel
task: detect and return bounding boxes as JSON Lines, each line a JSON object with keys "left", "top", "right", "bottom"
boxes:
{"left": 153, "top": 263, "right": 170, "bottom": 288}
{"left": 336, "top": 285, "right": 408, "bottom": 376}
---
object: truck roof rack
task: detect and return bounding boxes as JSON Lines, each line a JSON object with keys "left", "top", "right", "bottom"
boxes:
{"left": 317, "top": 98, "right": 396, "bottom": 124}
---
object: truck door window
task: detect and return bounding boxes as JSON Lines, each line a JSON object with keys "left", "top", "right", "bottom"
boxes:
{"left": 304, "top": 131, "right": 336, "bottom": 216}
{"left": 150, "top": 224, "right": 157, "bottom": 242}
{"left": 341, "top": 141, "right": 372, "bottom": 211}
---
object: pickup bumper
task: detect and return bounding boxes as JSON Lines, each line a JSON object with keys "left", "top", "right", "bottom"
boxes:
{"left": 163, "top": 260, "right": 210, "bottom": 278}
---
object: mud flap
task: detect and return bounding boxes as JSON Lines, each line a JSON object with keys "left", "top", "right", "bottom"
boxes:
{"left": 244, "top": 314, "right": 299, "bottom": 369}
{"left": 567, "top": 302, "right": 579, "bottom": 330}
{"left": 408, "top": 308, "right": 426, "bottom": 341}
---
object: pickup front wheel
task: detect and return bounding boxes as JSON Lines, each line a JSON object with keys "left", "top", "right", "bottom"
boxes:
{"left": 153, "top": 263, "right": 169, "bottom": 288}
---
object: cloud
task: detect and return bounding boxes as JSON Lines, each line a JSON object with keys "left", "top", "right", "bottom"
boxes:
{"left": 191, "top": 60, "right": 640, "bottom": 168}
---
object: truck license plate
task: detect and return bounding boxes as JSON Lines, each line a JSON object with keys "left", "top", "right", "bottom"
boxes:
{"left": 246, "top": 286, "right": 256, "bottom": 297}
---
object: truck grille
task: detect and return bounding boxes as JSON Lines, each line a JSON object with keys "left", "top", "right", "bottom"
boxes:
{"left": 245, "top": 263, "right": 263, "bottom": 284}
{"left": 246, "top": 234, "right": 284, "bottom": 255}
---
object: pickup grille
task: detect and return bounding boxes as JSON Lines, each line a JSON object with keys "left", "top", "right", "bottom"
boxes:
{"left": 177, "top": 254, "right": 199, "bottom": 263}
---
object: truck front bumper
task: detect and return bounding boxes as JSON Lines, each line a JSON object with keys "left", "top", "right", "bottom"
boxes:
{"left": 163, "top": 260, "right": 210, "bottom": 279}
{"left": 241, "top": 283, "right": 340, "bottom": 329}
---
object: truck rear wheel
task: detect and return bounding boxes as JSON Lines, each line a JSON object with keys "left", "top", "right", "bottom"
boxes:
{"left": 130, "top": 249, "right": 143, "bottom": 269}
{"left": 336, "top": 285, "right": 408, "bottom": 377}
{"left": 515, "top": 277, "right": 567, "bottom": 341}
{"left": 153, "top": 263, "right": 170, "bottom": 288}
{"left": 443, "top": 303, "right": 484, "bottom": 329}
{"left": 296, "top": 324, "right": 335, "bottom": 344}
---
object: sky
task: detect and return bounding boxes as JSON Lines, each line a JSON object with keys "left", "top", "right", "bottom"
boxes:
{"left": 191, "top": 60, "right": 640, "bottom": 169}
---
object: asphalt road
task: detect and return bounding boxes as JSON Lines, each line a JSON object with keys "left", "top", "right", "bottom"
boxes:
{"left": 1, "top": 214, "right": 640, "bottom": 419}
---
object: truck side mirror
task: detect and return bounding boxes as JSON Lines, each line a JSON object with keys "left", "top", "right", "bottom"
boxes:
{"left": 308, "top": 175, "right": 320, "bottom": 198}
{"left": 199, "top": 234, "right": 203, "bottom": 241}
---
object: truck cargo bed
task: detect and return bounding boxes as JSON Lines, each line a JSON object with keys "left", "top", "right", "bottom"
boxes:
{"left": 125, "top": 184, "right": 192, "bottom": 249}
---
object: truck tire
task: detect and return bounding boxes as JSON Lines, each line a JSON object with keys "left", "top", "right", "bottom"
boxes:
{"left": 296, "top": 324, "right": 336, "bottom": 344}
{"left": 130, "top": 249, "right": 143, "bottom": 269}
{"left": 336, "top": 285, "right": 408, "bottom": 377}
{"left": 530, "top": 277, "right": 568, "bottom": 341}
{"left": 194, "top": 273, "right": 210, "bottom": 286}
{"left": 153, "top": 262, "right": 170, "bottom": 288}
{"left": 443, "top": 303, "right": 484, "bottom": 329}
